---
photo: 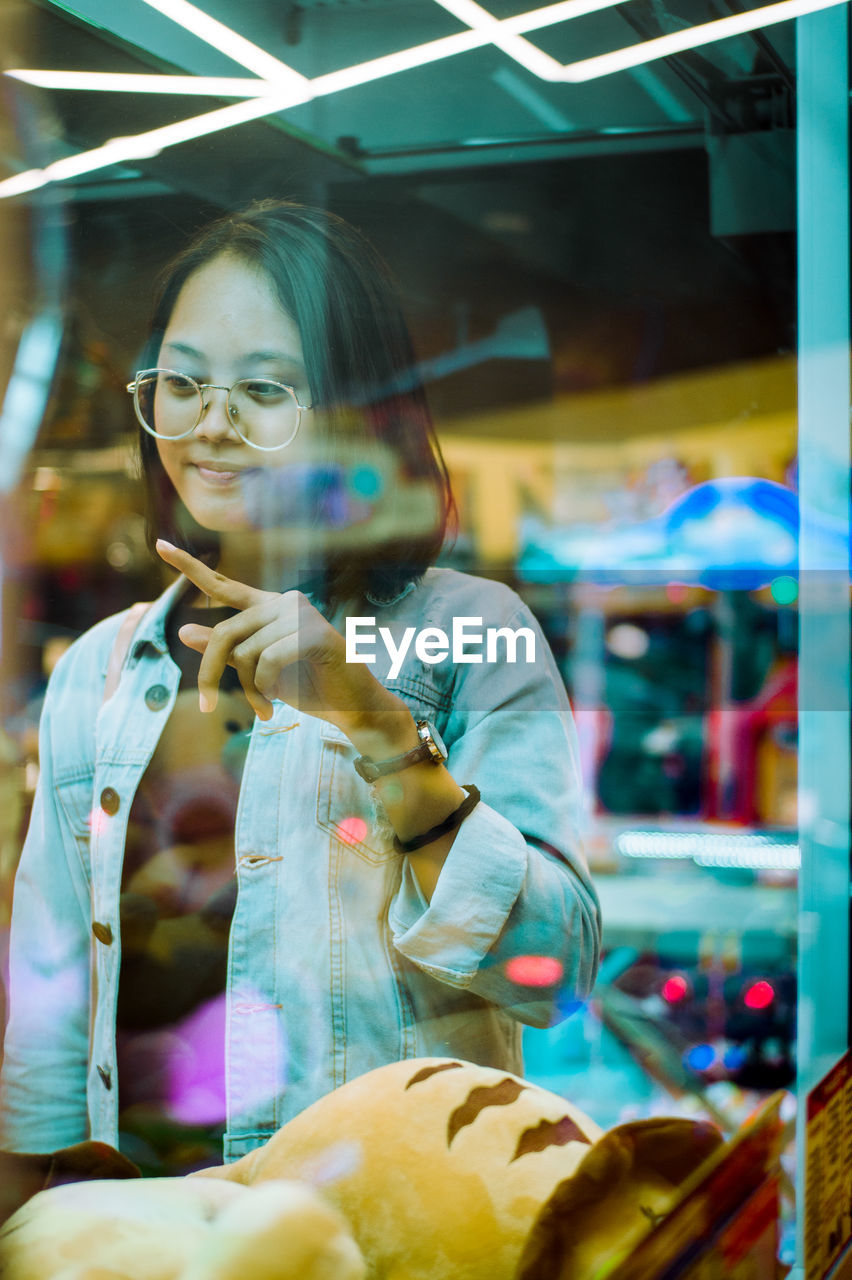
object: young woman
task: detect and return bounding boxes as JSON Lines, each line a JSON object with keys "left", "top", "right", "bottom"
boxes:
{"left": 0, "top": 202, "right": 600, "bottom": 1169}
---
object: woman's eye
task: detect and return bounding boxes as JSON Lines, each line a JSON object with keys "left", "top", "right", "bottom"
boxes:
{"left": 164, "top": 375, "right": 198, "bottom": 396}
{"left": 245, "top": 380, "right": 288, "bottom": 402}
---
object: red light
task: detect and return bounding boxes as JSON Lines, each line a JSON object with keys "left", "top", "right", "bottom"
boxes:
{"left": 744, "top": 980, "right": 775, "bottom": 1010}
{"left": 506, "top": 956, "right": 564, "bottom": 987}
{"left": 336, "top": 816, "right": 368, "bottom": 846}
{"left": 662, "top": 975, "right": 689, "bottom": 1003}
{"left": 87, "top": 808, "right": 108, "bottom": 836}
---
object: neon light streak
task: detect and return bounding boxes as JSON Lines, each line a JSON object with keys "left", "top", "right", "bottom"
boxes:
{"left": 309, "top": 28, "right": 485, "bottom": 96}
{"left": 6, "top": 0, "right": 641, "bottom": 100}
{"left": 137, "top": 0, "right": 309, "bottom": 89}
{"left": 0, "top": 89, "right": 311, "bottom": 198}
{"left": 432, "top": 0, "right": 564, "bottom": 80}
{"left": 557, "top": 0, "right": 849, "bottom": 80}
{"left": 6, "top": 71, "right": 275, "bottom": 95}
{"left": 2, "top": 0, "right": 845, "bottom": 199}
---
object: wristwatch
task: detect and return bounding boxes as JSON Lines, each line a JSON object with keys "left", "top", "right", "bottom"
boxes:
{"left": 353, "top": 720, "right": 448, "bottom": 783}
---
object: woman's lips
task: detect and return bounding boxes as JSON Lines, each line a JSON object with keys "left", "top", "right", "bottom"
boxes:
{"left": 192, "top": 463, "right": 248, "bottom": 486}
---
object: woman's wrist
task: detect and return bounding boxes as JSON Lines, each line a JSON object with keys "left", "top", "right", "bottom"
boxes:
{"left": 338, "top": 692, "right": 468, "bottom": 900}
{"left": 339, "top": 694, "right": 420, "bottom": 762}
{"left": 373, "top": 765, "right": 465, "bottom": 830}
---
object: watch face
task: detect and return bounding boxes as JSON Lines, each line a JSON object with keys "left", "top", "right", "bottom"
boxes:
{"left": 417, "top": 720, "right": 448, "bottom": 763}
{"left": 354, "top": 756, "right": 381, "bottom": 783}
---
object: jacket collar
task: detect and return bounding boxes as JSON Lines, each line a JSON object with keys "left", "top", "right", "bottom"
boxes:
{"left": 126, "top": 575, "right": 190, "bottom": 660}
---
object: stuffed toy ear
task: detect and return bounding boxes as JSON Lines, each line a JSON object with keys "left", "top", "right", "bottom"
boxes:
{"left": 515, "top": 1118, "right": 724, "bottom": 1280}
{"left": 0, "top": 1142, "right": 140, "bottom": 1226}
{"left": 44, "top": 1141, "right": 141, "bottom": 1190}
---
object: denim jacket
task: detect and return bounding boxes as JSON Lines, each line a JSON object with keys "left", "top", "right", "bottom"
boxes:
{"left": 0, "top": 567, "right": 600, "bottom": 1159}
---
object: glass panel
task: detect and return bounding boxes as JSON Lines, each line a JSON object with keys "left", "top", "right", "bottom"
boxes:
{"left": 0, "top": 2, "right": 844, "bottom": 1275}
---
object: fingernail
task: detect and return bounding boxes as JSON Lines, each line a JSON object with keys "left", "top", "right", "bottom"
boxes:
{"left": 199, "top": 693, "right": 213, "bottom": 713}
{"left": 156, "top": 538, "right": 176, "bottom": 551}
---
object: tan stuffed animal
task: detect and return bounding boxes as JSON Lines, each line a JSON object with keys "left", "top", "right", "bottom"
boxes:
{"left": 1, "top": 1058, "right": 722, "bottom": 1280}
{"left": 194, "top": 1058, "right": 722, "bottom": 1280}
{"left": 0, "top": 1175, "right": 365, "bottom": 1280}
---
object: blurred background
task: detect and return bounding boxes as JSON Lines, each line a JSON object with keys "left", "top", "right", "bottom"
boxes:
{"left": 0, "top": 0, "right": 833, "bottom": 1252}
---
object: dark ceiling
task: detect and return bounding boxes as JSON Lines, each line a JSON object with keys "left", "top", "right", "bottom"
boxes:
{"left": 3, "top": 0, "right": 796, "bottom": 425}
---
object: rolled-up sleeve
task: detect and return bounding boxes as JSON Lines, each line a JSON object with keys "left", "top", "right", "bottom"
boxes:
{"left": 389, "top": 600, "right": 601, "bottom": 1028}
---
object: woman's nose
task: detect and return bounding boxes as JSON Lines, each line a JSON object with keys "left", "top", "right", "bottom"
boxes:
{"left": 195, "top": 387, "right": 240, "bottom": 442}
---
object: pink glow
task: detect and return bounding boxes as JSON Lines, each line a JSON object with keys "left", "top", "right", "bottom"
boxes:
{"left": 744, "top": 979, "right": 775, "bottom": 1011}
{"left": 165, "top": 994, "right": 227, "bottom": 1125}
{"left": 87, "top": 808, "right": 109, "bottom": 836}
{"left": 662, "top": 975, "right": 689, "bottom": 1003}
{"left": 336, "top": 815, "right": 368, "bottom": 845}
{"left": 506, "top": 955, "right": 564, "bottom": 987}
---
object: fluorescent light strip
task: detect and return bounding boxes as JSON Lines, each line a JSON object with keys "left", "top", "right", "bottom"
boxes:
{"left": 5, "top": 0, "right": 632, "bottom": 102}
{"left": 6, "top": 70, "right": 274, "bottom": 96}
{"left": 137, "top": 0, "right": 309, "bottom": 89}
{"left": 557, "top": 0, "right": 849, "bottom": 80}
{"left": 6, "top": 32, "right": 489, "bottom": 102}
{"left": 0, "top": 30, "right": 490, "bottom": 197}
{"left": 432, "top": 0, "right": 564, "bottom": 80}
{"left": 1, "top": 0, "right": 841, "bottom": 197}
{"left": 507, "top": 0, "right": 636, "bottom": 34}
{"left": 435, "top": 0, "right": 848, "bottom": 83}
{"left": 0, "top": 31, "right": 494, "bottom": 197}
{"left": 310, "top": 28, "right": 485, "bottom": 94}
{"left": 614, "top": 829, "right": 800, "bottom": 870}
{"left": 0, "top": 89, "right": 307, "bottom": 197}
{"left": 694, "top": 849, "right": 800, "bottom": 869}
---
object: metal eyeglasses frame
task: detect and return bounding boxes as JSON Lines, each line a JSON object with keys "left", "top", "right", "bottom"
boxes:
{"left": 126, "top": 367, "right": 315, "bottom": 452}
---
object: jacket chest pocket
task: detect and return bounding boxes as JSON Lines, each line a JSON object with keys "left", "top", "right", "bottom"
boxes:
{"left": 316, "top": 723, "right": 398, "bottom": 865}
{"left": 55, "top": 769, "right": 96, "bottom": 883}
{"left": 314, "top": 675, "right": 450, "bottom": 866}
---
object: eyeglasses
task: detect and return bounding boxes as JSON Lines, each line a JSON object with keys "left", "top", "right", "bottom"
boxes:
{"left": 126, "top": 368, "right": 314, "bottom": 452}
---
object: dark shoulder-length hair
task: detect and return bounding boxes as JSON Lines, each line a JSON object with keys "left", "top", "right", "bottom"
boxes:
{"left": 138, "top": 199, "right": 455, "bottom": 605}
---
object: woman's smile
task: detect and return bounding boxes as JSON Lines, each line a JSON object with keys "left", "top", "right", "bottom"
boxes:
{"left": 190, "top": 459, "right": 257, "bottom": 487}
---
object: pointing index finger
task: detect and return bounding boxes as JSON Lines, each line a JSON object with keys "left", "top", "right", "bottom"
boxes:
{"left": 155, "top": 539, "right": 261, "bottom": 610}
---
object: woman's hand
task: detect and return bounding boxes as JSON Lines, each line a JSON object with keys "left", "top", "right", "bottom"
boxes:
{"left": 156, "top": 540, "right": 413, "bottom": 747}
{"left": 158, "top": 540, "right": 466, "bottom": 900}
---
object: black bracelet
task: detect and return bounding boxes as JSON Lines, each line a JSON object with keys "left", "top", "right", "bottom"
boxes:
{"left": 392, "top": 785, "right": 481, "bottom": 855}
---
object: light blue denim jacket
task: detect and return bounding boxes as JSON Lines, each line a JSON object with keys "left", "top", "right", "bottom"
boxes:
{"left": 0, "top": 567, "right": 600, "bottom": 1159}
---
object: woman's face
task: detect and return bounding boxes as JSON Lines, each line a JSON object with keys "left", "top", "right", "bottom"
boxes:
{"left": 154, "top": 252, "right": 314, "bottom": 533}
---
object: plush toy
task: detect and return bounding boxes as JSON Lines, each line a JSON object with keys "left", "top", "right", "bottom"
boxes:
{"left": 0, "top": 1175, "right": 365, "bottom": 1280}
{"left": 0, "top": 1058, "right": 723, "bottom": 1280}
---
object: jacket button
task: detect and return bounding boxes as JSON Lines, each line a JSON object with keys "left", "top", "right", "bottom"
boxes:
{"left": 100, "top": 787, "right": 120, "bottom": 816}
{"left": 92, "top": 921, "right": 113, "bottom": 945}
{"left": 145, "top": 684, "right": 169, "bottom": 710}
{"left": 97, "top": 1065, "right": 112, "bottom": 1090}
